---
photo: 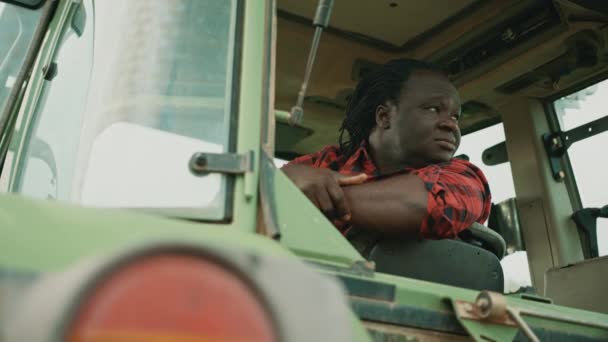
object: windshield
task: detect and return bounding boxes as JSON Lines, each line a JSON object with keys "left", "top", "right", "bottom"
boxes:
{"left": 0, "top": 2, "right": 41, "bottom": 118}
{"left": 6, "top": 0, "right": 240, "bottom": 220}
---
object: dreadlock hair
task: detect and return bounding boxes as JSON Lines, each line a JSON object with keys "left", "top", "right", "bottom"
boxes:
{"left": 338, "top": 58, "right": 445, "bottom": 159}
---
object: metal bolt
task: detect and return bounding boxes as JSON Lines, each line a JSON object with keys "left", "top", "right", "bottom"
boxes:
{"left": 557, "top": 171, "right": 566, "bottom": 180}
{"left": 476, "top": 297, "right": 490, "bottom": 313}
{"left": 552, "top": 137, "right": 559, "bottom": 147}
{"left": 552, "top": 80, "right": 560, "bottom": 90}
{"left": 189, "top": 153, "right": 209, "bottom": 175}
{"left": 195, "top": 155, "right": 208, "bottom": 167}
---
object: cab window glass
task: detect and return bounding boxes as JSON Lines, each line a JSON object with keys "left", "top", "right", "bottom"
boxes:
{"left": 458, "top": 123, "right": 515, "bottom": 203}
{"left": 0, "top": 3, "right": 41, "bottom": 114}
{"left": 554, "top": 80, "right": 608, "bottom": 256}
{"left": 9, "top": 0, "right": 240, "bottom": 220}
{"left": 0, "top": 3, "right": 41, "bottom": 192}
{"left": 458, "top": 123, "right": 531, "bottom": 292}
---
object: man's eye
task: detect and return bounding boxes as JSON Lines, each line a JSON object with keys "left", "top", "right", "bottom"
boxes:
{"left": 425, "top": 106, "right": 440, "bottom": 113}
{"left": 452, "top": 114, "right": 461, "bottom": 121}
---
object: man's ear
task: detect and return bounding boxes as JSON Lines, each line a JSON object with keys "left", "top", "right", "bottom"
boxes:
{"left": 375, "top": 103, "right": 392, "bottom": 129}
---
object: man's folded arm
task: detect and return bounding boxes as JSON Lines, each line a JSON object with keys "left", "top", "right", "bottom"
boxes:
{"left": 342, "top": 163, "right": 491, "bottom": 238}
{"left": 342, "top": 173, "right": 428, "bottom": 236}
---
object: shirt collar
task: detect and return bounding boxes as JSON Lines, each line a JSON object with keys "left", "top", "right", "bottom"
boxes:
{"left": 343, "top": 141, "right": 381, "bottom": 177}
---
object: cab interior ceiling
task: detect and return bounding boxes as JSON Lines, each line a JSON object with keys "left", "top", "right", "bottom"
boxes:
{"left": 275, "top": 0, "right": 608, "bottom": 157}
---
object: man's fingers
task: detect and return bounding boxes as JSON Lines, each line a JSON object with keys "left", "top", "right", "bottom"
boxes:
{"left": 327, "top": 182, "right": 350, "bottom": 221}
{"left": 316, "top": 190, "right": 335, "bottom": 219}
{"left": 336, "top": 173, "right": 367, "bottom": 186}
{"left": 302, "top": 189, "right": 320, "bottom": 208}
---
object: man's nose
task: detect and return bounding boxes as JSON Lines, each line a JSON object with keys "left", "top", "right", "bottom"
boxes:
{"left": 437, "top": 117, "right": 459, "bottom": 133}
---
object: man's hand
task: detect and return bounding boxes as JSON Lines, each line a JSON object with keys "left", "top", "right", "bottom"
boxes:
{"left": 281, "top": 164, "right": 367, "bottom": 221}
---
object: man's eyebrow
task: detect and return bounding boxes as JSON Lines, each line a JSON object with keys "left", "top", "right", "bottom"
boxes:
{"left": 421, "top": 95, "right": 460, "bottom": 105}
{"left": 422, "top": 96, "right": 462, "bottom": 114}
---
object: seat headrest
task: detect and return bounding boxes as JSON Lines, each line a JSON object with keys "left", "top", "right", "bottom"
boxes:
{"left": 463, "top": 222, "right": 507, "bottom": 259}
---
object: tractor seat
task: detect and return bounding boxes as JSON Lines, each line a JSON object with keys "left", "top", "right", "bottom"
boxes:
{"left": 347, "top": 223, "right": 505, "bottom": 292}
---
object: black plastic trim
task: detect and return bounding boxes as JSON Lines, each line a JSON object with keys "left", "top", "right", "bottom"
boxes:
{"left": 337, "top": 275, "right": 396, "bottom": 302}
{"left": 1, "top": 0, "right": 45, "bottom": 10}
{"left": 349, "top": 297, "right": 467, "bottom": 335}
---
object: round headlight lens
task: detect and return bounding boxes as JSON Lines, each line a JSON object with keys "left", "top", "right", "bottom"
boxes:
{"left": 68, "top": 253, "right": 277, "bottom": 342}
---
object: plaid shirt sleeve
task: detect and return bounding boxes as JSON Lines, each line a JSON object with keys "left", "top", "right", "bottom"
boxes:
{"left": 288, "top": 145, "right": 491, "bottom": 239}
{"left": 413, "top": 159, "right": 492, "bottom": 239}
{"left": 288, "top": 145, "right": 342, "bottom": 169}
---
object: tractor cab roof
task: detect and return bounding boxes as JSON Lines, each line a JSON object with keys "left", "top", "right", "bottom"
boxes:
{"left": 275, "top": 0, "right": 608, "bottom": 155}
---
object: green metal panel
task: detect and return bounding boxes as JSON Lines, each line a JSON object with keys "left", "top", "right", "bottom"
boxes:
{"left": 270, "top": 165, "right": 363, "bottom": 265}
{"left": 352, "top": 269, "right": 608, "bottom": 341}
{"left": 230, "top": 0, "right": 268, "bottom": 227}
{"left": 1, "top": 1, "right": 607, "bottom": 341}
{"left": 0, "top": 193, "right": 292, "bottom": 272}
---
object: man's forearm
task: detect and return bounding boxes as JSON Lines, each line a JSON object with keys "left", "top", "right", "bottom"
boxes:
{"left": 343, "top": 173, "right": 428, "bottom": 235}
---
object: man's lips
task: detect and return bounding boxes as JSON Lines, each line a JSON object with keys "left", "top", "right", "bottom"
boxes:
{"left": 435, "top": 138, "right": 457, "bottom": 151}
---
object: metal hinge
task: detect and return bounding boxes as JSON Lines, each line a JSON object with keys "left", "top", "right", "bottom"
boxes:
{"left": 454, "top": 291, "right": 539, "bottom": 342}
{"left": 454, "top": 290, "right": 608, "bottom": 341}
{"left": 543, "top": 114, "right": 608, "bottom": 181}
{"left": 189, "top": 151, "right": 253, "bottom": 176}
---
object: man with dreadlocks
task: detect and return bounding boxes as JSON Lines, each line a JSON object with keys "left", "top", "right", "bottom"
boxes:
{"left": 282, "top": 58, "right": 491, "bottom": 248}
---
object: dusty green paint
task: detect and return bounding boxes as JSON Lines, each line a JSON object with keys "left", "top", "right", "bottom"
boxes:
{"left": 228, "top": 0, "right": 266, "bottom": 231}
{"left": 275, "top": 109, "right": 290, "bottom": 123}
{"left": 0, "top": 193, "right": 293, "bottom": 272}
{"left": 1, "top": 0, "right": 608, "bottom": 341}
{"left": 458, "top": 319, "right": 518, "bottom": 342}
{"left": 271, "top": 168, "right": 363, "bottom": 265}
{"left": 316, "top": 263, "right": 608, "bottom": 340}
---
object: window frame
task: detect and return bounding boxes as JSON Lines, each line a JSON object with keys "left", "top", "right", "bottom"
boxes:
{"left": 0, "top": 0, "right": 50, "bottom": 180}
{"left": 544, "top": 72, "right": 608, "bottom": 212}
{"left": 4, "top": 0, "right": 247, "bottom": 222}
{"left": 544, "top": 72, "right": 608, "bottom": 259}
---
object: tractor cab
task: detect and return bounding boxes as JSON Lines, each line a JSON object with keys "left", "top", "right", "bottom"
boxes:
{"left": 274, "top": 0, "right": 608, "bottom": 308}
{"left": 0, "top": 0, "right": 608, "bottom": 341}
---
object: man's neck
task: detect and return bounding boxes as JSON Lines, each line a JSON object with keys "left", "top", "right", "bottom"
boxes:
{"left": 368, "top": 146, "right": 404, "bottom": 174}
{"left": 368, "top": 143, "right": 430, "bottom": 174}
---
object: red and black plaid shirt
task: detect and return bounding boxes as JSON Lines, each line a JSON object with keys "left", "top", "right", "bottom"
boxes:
{"left": 289, "top": 144, "right": 491, "bottom": 239}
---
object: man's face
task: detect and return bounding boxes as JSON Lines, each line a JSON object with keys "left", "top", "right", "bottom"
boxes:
{"left": 384, "top": 69, "right": 462, "bottom": 168}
